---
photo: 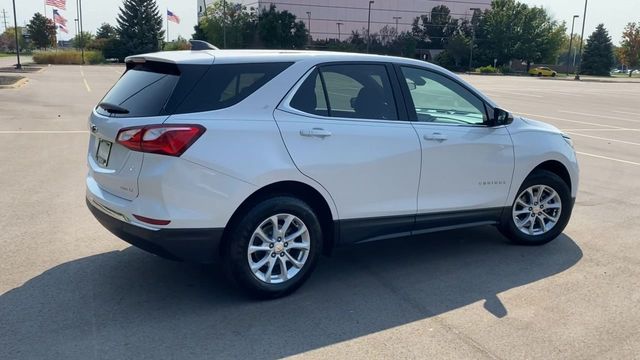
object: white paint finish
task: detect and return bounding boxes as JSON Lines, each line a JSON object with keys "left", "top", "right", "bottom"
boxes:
{"left": 85, "top": 50, "right": 579, "bottom": 235}
{"left": 413, "top": 123, "right": 515, "bottom": 212}
{"left": 87, "top": 111, "right": 170, "bottom": 201}
{"left": 506, "top": 117, "right": 580, "bottom": 201}
{"left": 274, "top": 109, "right": 421, "bottom": 219}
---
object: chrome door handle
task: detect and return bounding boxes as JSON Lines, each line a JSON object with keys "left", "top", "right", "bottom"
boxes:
{"left": 300, "top": 128, "right": 332, "bottom": 138}
{"left": 423, "top": 132, "right": 448, "bottom": 142}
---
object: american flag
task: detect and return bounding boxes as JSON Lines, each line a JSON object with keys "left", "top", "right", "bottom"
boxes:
{"left": 167, "top": 10, "right": 180, "bottom": 24}
{"left": 53, "top": 9, "right": 67, "bottom": 26}
{"left": 58, "top": 24, "right": 69, "bottom": 34}
{"left": 46, "top": 0, "right": 66, "bottom": 10}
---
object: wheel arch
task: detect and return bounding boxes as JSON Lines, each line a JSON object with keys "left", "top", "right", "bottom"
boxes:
{"left": 529, "top": 160, "right": 572, "bottom": 193}
{"left": 220, "top": 181, "right": 337, "bottom": 257}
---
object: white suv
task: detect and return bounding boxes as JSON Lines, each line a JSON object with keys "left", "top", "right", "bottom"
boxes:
{"left": 86, "top": 48, "right": 579, "bottom": 298}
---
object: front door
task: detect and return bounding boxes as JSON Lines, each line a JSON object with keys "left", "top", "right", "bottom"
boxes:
{"left": 397, "top": 65, "right": 515, "bottom": 217}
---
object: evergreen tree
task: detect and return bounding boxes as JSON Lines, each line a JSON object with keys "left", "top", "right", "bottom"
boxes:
{"left": 581, "top": 24, "right": 614, "bottom": 76}
{"left": 26, "top": 13, "right": 56, "bottom": 49}
{"left": 96, "top": 23, "right": 117, "bottom": 40}
{"left": 116, "top": 0, "right": 164, "bottom": 58}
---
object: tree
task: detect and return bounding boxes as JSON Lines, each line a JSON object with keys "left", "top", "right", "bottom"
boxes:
{"left": 515, "top": 6, "right": 566, "bottom": 70}
{"left": 581, "top": 24, "right": 614, "bottom": 76}
{"left": 116, "top": 0, "right": 164, "bottom": 59}
{"left": 193, "top": 0, "right": 257, "bottom": 48}
{"left": 257, "top": 5, "right": 307, "bottom": 49}
{"left": 412, "top": 5, "right": 457, "bottom": 49}
{"left": 165, "top": 36, "right": 191, "bottom": 51}
{"left": 474, "top": 0, "right": 564, "bottom": 70}
{"left": 26, "top": 13, "right": 56, "bottom": 49}
{"left": 0, "top": 27, "right": 27, "bottom": 52}
{"left": 620, "top": 22, "right": 640, "bottom": 76}
{"left": 96, "top": 23, "right": 117, "bottom": 40}
{"left": 72, "top": 31, "right": 94, "bottom": 49}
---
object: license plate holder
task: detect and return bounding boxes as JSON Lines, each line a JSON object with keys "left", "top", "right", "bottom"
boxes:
{"left": 96, "top": 139, "right": 112, "bottom": 167}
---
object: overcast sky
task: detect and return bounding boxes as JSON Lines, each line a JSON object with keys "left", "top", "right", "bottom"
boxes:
{"left": 1, "top": 0, "right": 637, "bottom": 45}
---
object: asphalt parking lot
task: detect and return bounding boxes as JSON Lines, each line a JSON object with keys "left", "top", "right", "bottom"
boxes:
{"left": 1, "top": 58, "right": 639, "bottom": 359}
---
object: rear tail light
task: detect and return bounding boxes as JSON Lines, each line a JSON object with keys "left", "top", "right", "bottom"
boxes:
{"left": 116, "top": 124, "right": 205, "bottom": 156}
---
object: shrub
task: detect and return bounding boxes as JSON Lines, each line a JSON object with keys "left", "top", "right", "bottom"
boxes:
{"left": 32, "top": 50, "right": 104, "bottom": 65}
{"left": 476, "top": 65, "right": 500, "bottom": 74}
{"left": 498, "top": 65, "right": 513, "bottom": 74}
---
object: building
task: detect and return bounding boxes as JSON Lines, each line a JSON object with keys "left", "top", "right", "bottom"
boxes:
{"left": 197, "top": 0, "right": 491, "bottom": 41}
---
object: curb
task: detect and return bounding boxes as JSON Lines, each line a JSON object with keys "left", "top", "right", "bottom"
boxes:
{"left": 0, "top": 77, "right": 29, "bottom": 89}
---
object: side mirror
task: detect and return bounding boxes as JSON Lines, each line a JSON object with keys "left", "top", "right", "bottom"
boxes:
{"left": 493, "top": 107, "right": 513, "bottom": 126}
{"left": 406, "top": 80, "right": 417, "bottom": 90}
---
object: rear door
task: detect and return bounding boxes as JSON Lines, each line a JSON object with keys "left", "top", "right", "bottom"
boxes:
{"left": 275, "top": 63, "right": 422, "bottom": 242}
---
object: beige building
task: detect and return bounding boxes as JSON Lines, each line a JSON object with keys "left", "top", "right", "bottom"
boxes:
{"left": 197, "top": 0, "right": 491, "bottom": 40}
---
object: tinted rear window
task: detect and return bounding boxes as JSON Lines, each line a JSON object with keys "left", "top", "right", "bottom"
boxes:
{"left": 175, "top": 62, "right": 293, "bottom": 114}
{"left": 97, "top": 62, "right": 179, "bottom": 117}
{"left": 97, "top": 61, "right": 292, "bottom": 117}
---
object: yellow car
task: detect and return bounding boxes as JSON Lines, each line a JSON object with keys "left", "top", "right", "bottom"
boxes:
{"left": 529, "top": 67, "right": 557, "bottom": 77}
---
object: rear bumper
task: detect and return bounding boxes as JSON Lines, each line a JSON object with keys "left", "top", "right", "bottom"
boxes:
{"left": 87, "top": 198, "right": 223, "bottom": 263}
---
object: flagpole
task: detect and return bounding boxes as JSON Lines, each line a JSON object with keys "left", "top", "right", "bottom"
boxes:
{"left": 166, "top": 9, "right": 169, "bottom": 43}
{"left": 43, "top": 0, "right": 46, "bottom": 15}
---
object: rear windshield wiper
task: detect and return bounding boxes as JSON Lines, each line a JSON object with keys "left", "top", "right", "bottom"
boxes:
{"left": 98, "top": 102, "right": 130, "bottom": 115}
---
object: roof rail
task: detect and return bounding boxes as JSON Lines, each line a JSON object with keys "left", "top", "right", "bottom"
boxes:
{"left": 190, "top": 40, "right": 219, "bottom": 51}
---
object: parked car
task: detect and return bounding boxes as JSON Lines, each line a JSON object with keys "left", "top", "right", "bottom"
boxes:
{"left": 86, "top": 47, "right": 579, "bottom": 298}
{"left": 529, "top": 67, "right": 557, "bottom": 77}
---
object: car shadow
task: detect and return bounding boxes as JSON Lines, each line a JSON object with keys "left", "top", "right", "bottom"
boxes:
{"left": 0, "top": 226, "right": 582, "bottom": 359}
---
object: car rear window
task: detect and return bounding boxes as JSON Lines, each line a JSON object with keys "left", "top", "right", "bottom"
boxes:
{"left": 97, "top": 62, "right": 180, "bottom": 117}
{"left": 174, "top": 62, "right": 293, "bottom": 114}
{"left": 97, "top": 61, "right": 293, "bottom": 117}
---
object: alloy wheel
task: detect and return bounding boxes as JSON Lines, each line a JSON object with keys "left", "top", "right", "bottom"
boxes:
{"left": 247, "top": 213, "right": 311, "bottom": 284}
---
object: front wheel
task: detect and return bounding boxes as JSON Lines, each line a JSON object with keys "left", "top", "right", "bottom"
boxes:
{"left": 224, "top": 196, "right": 323, "bottom": 299}
{"left": 499, "top": 170, "right": 573, "bottom": 245}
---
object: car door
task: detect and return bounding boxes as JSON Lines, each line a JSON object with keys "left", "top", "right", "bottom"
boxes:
{"left": 274, "top": 63, "right": 421, "bottom": 243}
{"left": 396, "top": 65, "right": 514, "bottom": 223}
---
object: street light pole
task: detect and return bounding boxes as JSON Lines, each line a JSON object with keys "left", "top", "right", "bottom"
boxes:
{"left": 393, "top": 16, "right": 401, "bottom": 35}
{"left": 367, "top": 1, "right": 374, "bottom": 53}
{"left": 566, "top": 15, "right": 579, "bottom": 76}
{"left": 11, "top": 0, "right": 20, "bottom": 69}
{"left": 575, "top": 0, "right": 588, "bottom": 80}
{"left": 336, "top": 22, "right": 343, "bottom": 41}
{"left": 222, "top": 0, "right": 226, "bottom": 48}
{"left": 468, "top": 8, "right": 480, "bottom": 72}
{"left": 78, "top": 0, "right": 84, "bottom": 64}
{"left": 306, "top": 11, "right": 311, "bottom": 44}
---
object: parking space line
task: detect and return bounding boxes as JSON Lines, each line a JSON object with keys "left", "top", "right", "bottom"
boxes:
{"left": 0, "top": 130, "right": 88, "bottom": 134}
{"left": 516, "top": 112, "right": 621, "bottom": 129}
{"left": 576, "top": 151, "right": 640, "bottom": 167}
{"left": 80, "top": 67, "right": 91, "bottom": 92}
{"left": 564, "top": 131, "right": 640, "bottom": 146}
{"left": 560, "top": 128, "right": 640, "bottom": 131}
{"left": 613, "top": 110, "right": 640, "bottom": 116}
{"left": 559, "top": 110, "right": 640, "bottom": 124}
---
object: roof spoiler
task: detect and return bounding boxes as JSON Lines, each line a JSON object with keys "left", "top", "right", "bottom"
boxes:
{"left": 190, "top": 40, "right": 219, "bottom": 51}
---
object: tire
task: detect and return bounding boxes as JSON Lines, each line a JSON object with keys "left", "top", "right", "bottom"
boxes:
{"left": 499, "top": 170, "right": 573, "bottom": 245}
{"left": 537, "top": 72, "right": 543, "bottom": 77}
{"left": 223, "top": 196, "right": 323, "bottom": 299}
{"left": 552, "top": 72, "right": 557, "bottom": 77}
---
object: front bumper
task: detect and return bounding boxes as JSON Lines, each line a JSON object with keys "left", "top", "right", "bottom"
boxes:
{"left": 87, "top": 198, "right": 223, "bottom": 263}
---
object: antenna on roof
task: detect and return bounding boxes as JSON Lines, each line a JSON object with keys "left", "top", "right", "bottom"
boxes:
{"left": 190, "top": 40, "right": 219, "bottom": 51}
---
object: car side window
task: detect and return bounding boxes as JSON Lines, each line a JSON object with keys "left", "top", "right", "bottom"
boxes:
{"left": 400, "top": 66, "right": 487, "bottom": 125}
{"left": 290, "top": 69, "right": 329, "bottom": 116}
{"left": 320, "top": 64, "right": 398, "bottom": 120}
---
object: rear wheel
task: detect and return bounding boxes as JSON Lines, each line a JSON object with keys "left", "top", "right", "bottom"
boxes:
{"left": 499, "top": 170, "right": 572, "bottom": 245}
{"left": 224, "top": 196, "right": 322, "bottom": 299}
